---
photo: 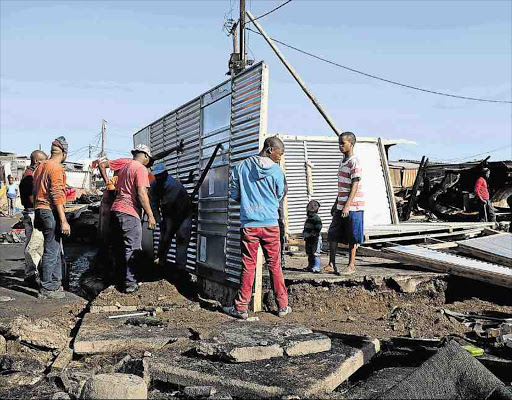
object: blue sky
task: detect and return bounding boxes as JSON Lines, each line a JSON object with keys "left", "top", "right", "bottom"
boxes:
{"left": 1, "top": 0, "right": 511, "bottom": 162}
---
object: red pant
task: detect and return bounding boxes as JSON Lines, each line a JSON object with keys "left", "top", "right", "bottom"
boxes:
{"left": 235, "top": 226, "right": 288, "bottom": 311}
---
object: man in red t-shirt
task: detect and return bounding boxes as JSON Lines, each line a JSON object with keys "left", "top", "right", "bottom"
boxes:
{"left": 110, "top": 145, "right": 156, "bottom": 293}
{"left": 474, "top": 167, "right": 496, "bottom": 222}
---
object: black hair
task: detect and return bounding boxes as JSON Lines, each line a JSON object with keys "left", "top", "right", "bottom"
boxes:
{"left": 307, "top": 200, "right": 321, "bottom": 214}
{"left": 263, "top": 136, "right": 285, "bottom": 152}
{"left": 30, "top": 150, "right": 47, "bottom": 165}
{"left": 339, "top": 131, "right": 357, "bottom": 146}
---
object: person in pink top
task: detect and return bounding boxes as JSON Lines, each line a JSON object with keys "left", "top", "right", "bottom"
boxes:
{"left": 110, "top": 144, "right": 156, "bottom": 293}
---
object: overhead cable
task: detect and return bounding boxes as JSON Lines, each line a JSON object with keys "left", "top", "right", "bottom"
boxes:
{"left": 442, "top": 144, "right": 512, "bottom": 162}
{"left": 246, "top": 27, "right": 512, "bottom": 104}
{"left": 249, "top": 0, "right": 292, "bottom": 22}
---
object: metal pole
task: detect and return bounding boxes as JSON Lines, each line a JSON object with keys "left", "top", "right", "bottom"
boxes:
{"left": 240, "top": 0, "right": 246, "bottom": 69}
{"left": 88, "top": 145, "right": 92, "bottom": 158}
{"left": 101, "top": 119, "right": 107, "bottom": 157}
{"left": 246, "top": 11, "right": 342, "bottom": 137}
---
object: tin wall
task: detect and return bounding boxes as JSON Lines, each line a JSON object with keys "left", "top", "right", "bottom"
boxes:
{"left": 133, "top": 62, "right": 268, "bottom": 283}
{"left": 279, "top": 136, "right": 395, "bottom": 235}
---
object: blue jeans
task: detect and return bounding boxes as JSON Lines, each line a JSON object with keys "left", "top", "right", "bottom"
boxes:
{"left": 111, "top": 211, "right": 142, "bottom": 287}
{"left": 158, "top": 215, "right": 192, "bottom": 270}
{"left": 34, "top": 209, "right": 62, "bottom": 291}
{"left": 306, "top": 236, "right": 322, "bottom": 272}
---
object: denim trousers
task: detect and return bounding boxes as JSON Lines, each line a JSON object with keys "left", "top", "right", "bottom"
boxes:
{"left": 7, "top": 197, "right": 16, "bottom": 217}
{"left": 34, "top": 209, "right": 62, "bottom": 291}
{"left": 158, "top": 215, "right": 192, "bottom": 270}
{"left": 111, "top": 211, "right": 142, "bottom": 286}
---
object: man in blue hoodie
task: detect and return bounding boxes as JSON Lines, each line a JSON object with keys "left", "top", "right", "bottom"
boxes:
{"left": 223, "top": 137, "right": 291, "bottom": 319}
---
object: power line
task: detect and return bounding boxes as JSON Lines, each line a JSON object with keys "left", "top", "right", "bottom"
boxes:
{"left": 442, "top": 144, "right": 512, "bottom": 162}
{"left": 249, "top": 0, "right": 292, "bottom": 22}
{"left": 246, "top": 27, "right": 512, "bottom": 104}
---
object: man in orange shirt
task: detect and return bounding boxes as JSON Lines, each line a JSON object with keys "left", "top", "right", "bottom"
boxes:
{"left": 33, "top": 137, "right": 71, "bottom": 299}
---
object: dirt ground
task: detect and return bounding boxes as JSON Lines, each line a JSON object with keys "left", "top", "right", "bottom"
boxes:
{"left": 259, "top": 284, "right": 512, "bottom": 339}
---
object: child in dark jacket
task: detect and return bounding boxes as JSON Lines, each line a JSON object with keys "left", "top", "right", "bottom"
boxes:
{"left": 303, "top": 200, "right": 322, "bottom": 273}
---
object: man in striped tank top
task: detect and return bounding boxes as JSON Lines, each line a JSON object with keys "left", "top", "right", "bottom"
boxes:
{"left": 326, "top": 132, "right": 364, "bottom": 275}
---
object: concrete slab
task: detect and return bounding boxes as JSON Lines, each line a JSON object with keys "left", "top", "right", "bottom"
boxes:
{"left": 0, "top": 287, "right": 87, "bottom": 349}
{"left": 150, "top": 332, "right": 380, "bottom": 398}
{"left": 195, "top": 322, "right": 331, "bottom": 363}
{"left": 277, "top": 254, "right": 446, "bottom": 287}
{"left": 74, "top": 312, "right": 191, "bottom": 355}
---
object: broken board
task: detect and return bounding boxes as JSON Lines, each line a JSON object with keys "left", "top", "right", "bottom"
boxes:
{"left": 149, "top": 332, "right": 380, "bottom": 398}
{"left": 382, "top": 245, "right": 512, "bottom": 288}
{"left": 456, "top": 233, "right": 512, "bottom": 268}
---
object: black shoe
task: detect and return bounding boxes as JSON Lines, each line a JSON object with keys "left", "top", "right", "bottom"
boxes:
{"left": 24, "top": 275, "right": 40, "bottom": 289}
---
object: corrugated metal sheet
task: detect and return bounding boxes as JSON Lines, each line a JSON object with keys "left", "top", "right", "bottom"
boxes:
{"left": 137, "top": 62, "right": 267, "bottom": 283}
{"left": 226, "top": 63, "right": 268, "bottom": 284}
{"left": 279, "top": 136, "right": 395, "bottom": 234}
{"left": 385, "top": 244, "right": 512, "bottom": 288}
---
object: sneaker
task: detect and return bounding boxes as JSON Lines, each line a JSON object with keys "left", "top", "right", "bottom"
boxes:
{"left": 278, "top": 306, "right": 292, "bottom": 318}
{"left": 312, "top": 269, "right": 321, "bottom": 274}
{"left": 222, "top": 306, "right": 248, "bottom": 320}
{"left": 38, "top": 289, "right": 65, "bottom": 299}
{"left": 125, "top": 283, "right": 139, "bottom": 294}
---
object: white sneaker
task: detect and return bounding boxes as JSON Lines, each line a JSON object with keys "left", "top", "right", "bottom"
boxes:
{"left": 278, "top": 306, "right": 292, "bottom": 318}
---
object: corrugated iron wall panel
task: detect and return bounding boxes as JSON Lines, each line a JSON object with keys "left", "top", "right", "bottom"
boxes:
{"left": 226, "top": 63, "right": 267, "bottom": 284}
{"left": 279, "top": 136, "right": 394, "bottom": 234}
{"left": 139, "top": 62, "right": 267, "bottom": 284}
{"left": 281, "top": 140, "right": 308, "bottom": 234}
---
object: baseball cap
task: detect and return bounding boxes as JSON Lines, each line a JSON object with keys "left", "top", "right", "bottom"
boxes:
{"left": 52, "top": 136, "right": 69, "bottom": 154}
{"left": 152, "top": 163, "right": 166, "bottom": 175}
{"left": 131, "top": 144, "right": 153, "bottom": 159}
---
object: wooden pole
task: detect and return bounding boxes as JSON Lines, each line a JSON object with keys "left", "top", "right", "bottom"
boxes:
{"left": 246, "top": 11, "right": 342, "bottom": 137}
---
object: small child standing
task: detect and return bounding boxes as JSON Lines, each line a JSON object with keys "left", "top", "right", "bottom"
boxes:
{"left": 303, "top": 200, "right": 322, "bottom": 273}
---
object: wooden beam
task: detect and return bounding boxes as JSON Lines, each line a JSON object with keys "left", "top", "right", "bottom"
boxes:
{"left": 378, "top": 138, "right": 400, "bottom": 224}
{"left": 250, "top": 247, "right": 263, "bottom": 312}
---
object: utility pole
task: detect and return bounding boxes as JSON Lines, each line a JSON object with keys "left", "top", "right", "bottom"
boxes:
{"left": 100, "top": 119, "right": 107, "bottom": 157}
{"left": 239, "top": 0, "right": 246, "bottom": 69}
{"left": 88, "top": 145, "right": 92, "bottom": 158}
{"left": 39, "top": 144, "right": 41, "bottom": 151}
{"left": 246, "top": 11, "right": 343, "bottom": 137}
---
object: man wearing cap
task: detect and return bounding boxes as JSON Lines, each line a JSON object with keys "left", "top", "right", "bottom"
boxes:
{"left": 150, "top": 163, "right": 193, "bottom": 277}
{"left": 33, "top": 137, "right": 71, "bottom": 299}
{"left": 110, "top": 144, "right": 156, "bottom": 293}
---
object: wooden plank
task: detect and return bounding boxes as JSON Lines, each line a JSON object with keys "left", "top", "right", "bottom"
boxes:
{"left": 383, "top": 245, "right": 512, "bottom": 288}
{"left": 250, "top": 247, "right": 263, "bottom": 312}
{"left": 423, "top": 242, "right": 459, "bottom": 250}
{"left": 378, "top": 138, "right": 399, "bottom": 224}
{"left": 404, "top": 156, "right": 427, "bottom": 221}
